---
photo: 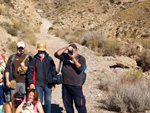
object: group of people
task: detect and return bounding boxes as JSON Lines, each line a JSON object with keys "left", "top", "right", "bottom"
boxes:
{"left": 0, "top": 41, "right": 87, "bottom": 113}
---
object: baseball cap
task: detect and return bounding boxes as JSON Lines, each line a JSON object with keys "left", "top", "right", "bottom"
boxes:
{"left": 17, "top": 41, "right": 25, "bottom": 48}
{"left": 15, "top": 93, "right": 24, "bottom": 98}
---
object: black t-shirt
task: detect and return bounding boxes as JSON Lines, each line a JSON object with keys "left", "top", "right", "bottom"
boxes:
{"left": 54, "top": 52, "right": 86, "bottom": 86}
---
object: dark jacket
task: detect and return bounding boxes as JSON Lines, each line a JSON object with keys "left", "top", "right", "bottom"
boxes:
{"left": 54, "top": 52, "right": 86, "bottom": 86}
{"left": 27, "top": 52, "right": 56, "bottom": 86}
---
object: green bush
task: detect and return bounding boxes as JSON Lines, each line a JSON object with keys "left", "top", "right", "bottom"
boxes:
{"left": 102, "top": 39, "right": 121, "bottom": 56}
{"left": 7, "top": 27, "right": 18, "bottom": 36}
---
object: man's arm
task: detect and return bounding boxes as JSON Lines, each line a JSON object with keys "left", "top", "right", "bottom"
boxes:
{"left": 54, "top": 46, "right": 68, "bottom": 60}
{"left": 5, "top": 55, "right": 12, "bottom": 88}
{"left": 27, "top": 57, "right": 35, "bottom": 89}
{"left": 56, "top": 46, "right": 68, "bottom": 56}
{"left": 5, "top": 72, "right": 11, "bottom": 88}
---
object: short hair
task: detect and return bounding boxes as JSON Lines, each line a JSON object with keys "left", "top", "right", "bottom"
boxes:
{"left": 69, "top": 43, "right": 77, "bottom": 50}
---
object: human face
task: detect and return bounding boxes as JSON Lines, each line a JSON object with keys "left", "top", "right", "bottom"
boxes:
{"left": 28, "top": 92, "right": 34, "bottom": 102}
{"left": 38, "top": 51, "right": 45, "bottom": 56}
{"left": 17, "top": 47, "right": 25, "bottom": 54}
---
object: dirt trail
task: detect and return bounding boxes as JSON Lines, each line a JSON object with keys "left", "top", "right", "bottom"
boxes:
{"left": 35, "top": 18, "right": 116, "bottom": 113}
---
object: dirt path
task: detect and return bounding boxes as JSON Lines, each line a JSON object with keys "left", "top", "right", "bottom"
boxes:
{"left": 35, "top": 18, "right": 117, "bottom": 113}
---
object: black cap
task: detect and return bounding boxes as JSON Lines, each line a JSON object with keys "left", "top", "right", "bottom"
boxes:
{"left": 69, "top": 44, "right": 77, "bottom": 50}
{"left": 15, "top": 93, "right": 24, "bottom": 98}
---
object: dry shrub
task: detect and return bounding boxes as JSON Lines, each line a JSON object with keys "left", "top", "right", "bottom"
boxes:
{"left": 0, "top": 22, "right": 19, "bottom": 36}
{"left": 138, "top": 38, "right": 150, "bottom": 49}
{"left": 105, "top": 80, "right": 150, "bottom": 112}
{"left": 22, "top": 32, "right": 37, "bottom": 46}
{"left": 102, "top": 39, "right": 121, "bottom": 56}
{"left": 137, "top": 50, "right": 150, "bottom": 72}
{"left": 80, "top": 31, "right": 106, "bottom": 52}
{"left": 8, "top": 41, "right": 17, "bottom": 52}
{"left": 53, "top": 28, "right": 86, "bottom": 43}
{"left": 0, "top": 5, "right": 2, "bottom": 14}
{"left": 100, "top": 69, "right": 150, "bottom": 112}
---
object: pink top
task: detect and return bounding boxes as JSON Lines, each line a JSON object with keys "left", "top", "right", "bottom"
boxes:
{"left": 22, "top": 99, "right": 40, "bottom": 112}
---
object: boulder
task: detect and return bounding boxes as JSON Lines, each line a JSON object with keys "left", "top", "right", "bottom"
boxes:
{"left": 116, "top": 56, "right": 138, "bottom": 68}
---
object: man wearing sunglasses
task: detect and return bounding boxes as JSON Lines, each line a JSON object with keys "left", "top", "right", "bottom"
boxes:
{"left": 5, "top": 41, "right": 32, "bottom": 98}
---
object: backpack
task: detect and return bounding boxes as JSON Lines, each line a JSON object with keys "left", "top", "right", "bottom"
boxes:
{"left": 82, "top": 65, "right": 87, "bottom": 85}
{"left": 3, "top": 54, "right": 29, "bottom": 101}
{"left": 54, "top": 58, "right": 87, "bottom": 85}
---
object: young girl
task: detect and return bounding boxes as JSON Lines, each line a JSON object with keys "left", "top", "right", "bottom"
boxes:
{"left": 16, "top": 89, "right": 44, "bottom": 113}
{"left": 2, "top": 91, "right": 24, "bottom": 113}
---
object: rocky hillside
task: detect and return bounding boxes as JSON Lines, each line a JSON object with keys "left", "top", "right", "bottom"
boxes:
{"left": 34, "top": 0, "right": 150, "bottom": 39}
{"left": 0, "top": 0, "right": 42, "bottom": 56}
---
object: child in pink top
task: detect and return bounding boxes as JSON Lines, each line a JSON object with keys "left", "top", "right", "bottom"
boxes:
{"left": 16, "top": 89, "right": 44, "bottom": 113}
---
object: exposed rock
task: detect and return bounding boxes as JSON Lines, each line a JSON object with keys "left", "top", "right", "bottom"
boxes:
{"left": 10, "top": 0, "right": 41, "bottom": 28}
{"left": 116, "top": 56, "right": 138, "bottom": 68}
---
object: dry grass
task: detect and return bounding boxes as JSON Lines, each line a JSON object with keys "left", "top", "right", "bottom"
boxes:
{"left": 22, "top": 32, "right": 37, "bottom": 46}
{"left": 99, "top": 69, "right": 150, "bottom": 112}
{"left": 114, "top": 0, "right": 150, "bottom": 25}
{"left": 137, "top": 50, "right": 150, "bottom": 72}
{"left": 8, "top": 41, "right": 17, "bottom": 52}
{"left": 53, "top": 28, "right": 86, "bottom": 43}
{"left": 0, "top": 5, "right": 2, "bottom": 14}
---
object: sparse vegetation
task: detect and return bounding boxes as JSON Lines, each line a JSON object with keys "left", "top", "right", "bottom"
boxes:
{"left": 22, "top": 32, "right": 37, "bottom": 46}
{"left": 99, "top": 69, "right": 150, "bottom": 112}
{"left": 8, "top": 41, "right": 17, "bottom": 52}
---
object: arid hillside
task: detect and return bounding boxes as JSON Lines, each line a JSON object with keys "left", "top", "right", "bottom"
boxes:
{"left": 35, "top": 0, "right": 150, "bottom": 39}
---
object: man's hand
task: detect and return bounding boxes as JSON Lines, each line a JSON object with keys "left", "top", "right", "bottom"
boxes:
{"left": 0, "top": 73, "right": 3, "bottom": 83}
{"left": 6, "top": 81, "right": 11, "bottom": 88}
{"left": 20, "top": 62, "right": 25, "bottom": 67}
{"left": 30, "top": 84, "right": 35, "bottom": 89}
{"left": 51, "top": 85, "right": 55, "bottom": 91}
{"left": 0, "top": 79, "right": 3, "bottom": 83}
{"left": 68, "top": 50, "right": 78, "bottom": 60}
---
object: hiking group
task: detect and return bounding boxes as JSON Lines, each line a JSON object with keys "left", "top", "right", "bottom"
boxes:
{"left": 0, "top": 41, "right": 87, "bottom": 113}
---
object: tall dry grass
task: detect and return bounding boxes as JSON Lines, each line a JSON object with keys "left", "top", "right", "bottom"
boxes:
{"left": 99, "top": 69, "right": 150, "bottom": 112}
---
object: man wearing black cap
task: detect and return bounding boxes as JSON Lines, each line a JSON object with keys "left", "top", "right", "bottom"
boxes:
{"left": 54, "top": 44, "right": 87, "bottom": 113}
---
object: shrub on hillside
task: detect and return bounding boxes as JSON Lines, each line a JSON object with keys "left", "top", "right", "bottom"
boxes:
{"left": 0, "top": 22, "right": 19, "bottom": 36}
{"left": 0, "top": 6, "right": 2, "bottom": 14}
{"left": 138, "top": 38, "right": 150, "bottom": 50}
{"left": 99, "top": 69, "right": 150, "bottom": 112}
{"left": 8, "top": 41, "right": 17, "bottom": 52}
{"left": 105, "top": 80, "right": 150, "bottom": 112}
{"left": 80, "top": 31, "right": 106, "bottom": 52}
{"left": 22, "top": 32, "right": 37, "bottom": 46}
{"left": 137, "top": 50, "right": 150, "bottom": 72}
{"left": 102, "top": 39, "right": 121, "bottom": 56}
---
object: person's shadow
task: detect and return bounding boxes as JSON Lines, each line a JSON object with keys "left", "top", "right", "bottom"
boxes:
{"left": 51, "top": 104, "right": 63, "bottom": 113}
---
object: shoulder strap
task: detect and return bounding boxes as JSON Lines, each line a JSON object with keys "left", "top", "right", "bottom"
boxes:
{"left": 25, "top": 54, "right": 30, "bottom": 64}
{"left": 11, "top": 54, "right": 16, "bottom": 63}
{"left": 33, "top": 58, "right": 36, "bottom": 86}
{"left": 22, "top": 54, "right": 29, "bottom": 63}
{"left": 82, "top": 65, "right": 87, "bottom": 73}
{"left": 57, "top": 60, "right": 62, "bottom": 74}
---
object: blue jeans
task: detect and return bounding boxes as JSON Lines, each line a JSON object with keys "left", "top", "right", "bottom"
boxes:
{"left": 36, "top": 85, "right": 52, "bottom": 113}
{"left": 0, "top": 85, "right": 4, "bottom": 105}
